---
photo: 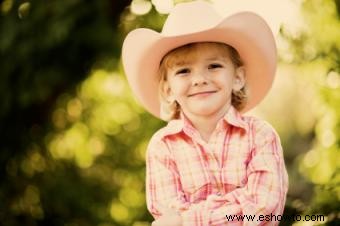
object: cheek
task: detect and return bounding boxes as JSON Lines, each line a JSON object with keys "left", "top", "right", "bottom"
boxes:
{"left": 169, "top": 80, "right": 189, "bottom": 96}
{"left": 216, "top": 76, "right": 234, "bottom": 89}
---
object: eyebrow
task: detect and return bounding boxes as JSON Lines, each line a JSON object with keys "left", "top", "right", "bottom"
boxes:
{"left": 173, "top": 56, "right": 224, "bottom": 65}
{"left": 172, "top": 60, "right": 192, "bottom": 67}
{"left": 205, "top": 56, "right": 226, "bottom": 61}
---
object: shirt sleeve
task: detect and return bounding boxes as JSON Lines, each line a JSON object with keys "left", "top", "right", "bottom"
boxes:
{"left": 146, "top": 134, "right": 190, "bottom": 219}
{"left": 180, "top": 121, "right": 289, "bottom": 226}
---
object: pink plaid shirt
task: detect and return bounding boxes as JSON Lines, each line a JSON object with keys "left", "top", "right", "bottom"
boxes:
{"left": 146, "top": 107, "right": 288, "bottom": 226}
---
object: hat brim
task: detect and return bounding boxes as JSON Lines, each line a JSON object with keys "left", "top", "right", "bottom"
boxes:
{"left": 122, "top": 11, "right": 276, "bottom": 119}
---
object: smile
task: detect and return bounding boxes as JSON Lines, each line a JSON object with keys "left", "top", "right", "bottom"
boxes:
{"left": 188, "top": 90, "right": 217, "bottom": 97}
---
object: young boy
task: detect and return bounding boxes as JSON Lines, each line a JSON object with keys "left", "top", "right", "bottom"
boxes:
{"left": 122, "top": 1, "right": 288, "bottom": 226}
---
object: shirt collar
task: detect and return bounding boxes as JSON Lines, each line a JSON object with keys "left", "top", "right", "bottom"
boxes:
{"left": 161, "top": 106, "right": 248, "bottom": 137}
{"left": 223, "top": 106, "right": 248, "bottom": 132}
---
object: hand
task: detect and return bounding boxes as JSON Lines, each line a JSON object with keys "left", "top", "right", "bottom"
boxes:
{"left": 151, "top": 205, "right": 182, "bottom": 226}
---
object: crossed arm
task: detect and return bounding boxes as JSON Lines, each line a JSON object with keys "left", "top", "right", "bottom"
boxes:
{"left": 146, "top": 128, "right": 288, "bottom": 226}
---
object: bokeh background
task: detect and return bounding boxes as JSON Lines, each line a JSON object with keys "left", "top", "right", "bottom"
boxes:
{"left": 0, "top": 0, "right": 339, "bottom": 225}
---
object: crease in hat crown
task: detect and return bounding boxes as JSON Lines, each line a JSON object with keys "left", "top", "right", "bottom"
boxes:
{"left": 162, "top": 1, "right": 222, "bottom": 36}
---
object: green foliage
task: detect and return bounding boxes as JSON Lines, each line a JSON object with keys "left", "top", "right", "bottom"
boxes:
{"left": 0, "top": 0, "right": 140, "bottom": 225}
{"left": 281, "top": 0, "right": 340, "bottom": 224}
{"left": 1, "top": 0, "right": 339, "bottom": 225}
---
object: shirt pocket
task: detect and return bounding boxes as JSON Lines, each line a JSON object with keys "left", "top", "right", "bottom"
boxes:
{"left": 177, "top": 159, "right": 209, "bottom": 197}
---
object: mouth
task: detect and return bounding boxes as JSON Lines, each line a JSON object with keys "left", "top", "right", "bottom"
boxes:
{"left": 188, "top": 90, "right": 217, "bottom": 97}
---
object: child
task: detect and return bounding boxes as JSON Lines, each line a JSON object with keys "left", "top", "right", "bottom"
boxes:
{"left": 122, "top": 1, "right": 288, "bottom": 225}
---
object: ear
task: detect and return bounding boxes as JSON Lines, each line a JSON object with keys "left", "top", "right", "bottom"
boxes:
{"left": 232, "top": 66, "right": 246, "bottom": 92}
{"left": 161, "top": 80, "right": 175, "bottom": 103}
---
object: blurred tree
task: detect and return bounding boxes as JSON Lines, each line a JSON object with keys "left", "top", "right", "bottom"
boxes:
{"left": 3, "top": 0, "right": 339, "bottom": 225}
{"left": 0, "top": 0, "right": 133, "bottom": 225}
{"left": 282, "top": 0, "right": 340, "bottom": 225}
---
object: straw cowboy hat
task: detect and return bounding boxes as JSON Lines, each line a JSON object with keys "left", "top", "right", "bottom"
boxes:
{"left": 122, "top": 0, "right": 276, "bottom": 119}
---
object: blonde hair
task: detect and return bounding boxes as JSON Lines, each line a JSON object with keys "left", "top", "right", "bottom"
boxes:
{"left": 158, "top": 42, "right": 247, "bottom": 121}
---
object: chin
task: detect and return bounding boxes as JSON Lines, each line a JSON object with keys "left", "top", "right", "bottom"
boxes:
{"left": 190, "top": 107, "right": 221, "bottom": 116}
{"left": 187, "top": 102, "right": 230, "bottom": 117}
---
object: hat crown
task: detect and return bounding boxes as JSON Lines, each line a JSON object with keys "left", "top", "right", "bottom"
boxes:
{"left": 162, "top": 1, "right": 221, "bottom": 36}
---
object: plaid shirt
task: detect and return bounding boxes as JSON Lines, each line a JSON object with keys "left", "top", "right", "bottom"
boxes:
{"left": 146, "top": 107, "right": 288, "bottom": 226}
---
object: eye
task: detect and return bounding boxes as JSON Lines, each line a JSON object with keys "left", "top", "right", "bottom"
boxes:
{"left": 208, "top": 63, "right": 223, "bottom": 70}
{"left": 175, "top": 68, "right": 190, "bottom": 75}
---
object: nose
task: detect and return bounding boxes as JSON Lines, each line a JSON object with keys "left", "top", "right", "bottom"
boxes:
{"left": 192, "top": 71, "right": 208, "bottom": 86}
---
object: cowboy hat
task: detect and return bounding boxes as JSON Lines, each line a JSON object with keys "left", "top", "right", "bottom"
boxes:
{"left": 122, "top": 0, "right": 276, "bottom": 119}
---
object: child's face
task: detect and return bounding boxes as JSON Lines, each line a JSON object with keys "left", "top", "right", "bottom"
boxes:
{"left": 163, "top": 43, "right": 245, "bottom": 119}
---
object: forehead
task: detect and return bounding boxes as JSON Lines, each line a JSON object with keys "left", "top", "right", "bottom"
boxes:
{"left": 163, "top": 42, "right": 231, "bottom": 67}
